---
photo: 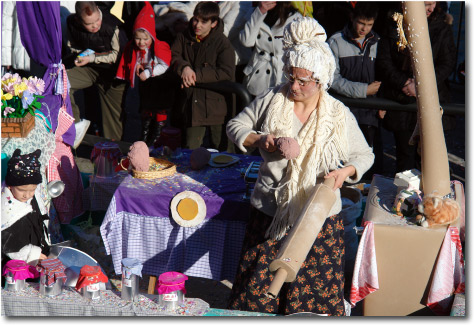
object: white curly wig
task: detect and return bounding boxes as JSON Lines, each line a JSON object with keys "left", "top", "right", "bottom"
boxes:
{"left": 282, "top": 17, "right": 336, "bottom": 90}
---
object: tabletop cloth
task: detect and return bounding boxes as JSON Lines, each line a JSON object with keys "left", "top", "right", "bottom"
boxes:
{"left": 349, "top": 175, "right": 465, "bottom": 315}
{"left": 1, "top": 282, "right": 209, "bottom": 316}
{"left": 100, "top": 151, "right": 262, "bottom": 281}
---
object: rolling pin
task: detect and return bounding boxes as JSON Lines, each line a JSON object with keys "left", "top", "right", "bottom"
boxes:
{"left": 266, "top": 177, "right": 336, "bottom": 298}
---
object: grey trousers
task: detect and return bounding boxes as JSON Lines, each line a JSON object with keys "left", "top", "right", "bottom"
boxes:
{"left": 67, "top": 66, "right": 126, "bottom": 140}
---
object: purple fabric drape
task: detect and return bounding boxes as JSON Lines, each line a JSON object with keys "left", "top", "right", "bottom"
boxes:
{"left": 16, "top": 1, "right": 75, "bottom": 146}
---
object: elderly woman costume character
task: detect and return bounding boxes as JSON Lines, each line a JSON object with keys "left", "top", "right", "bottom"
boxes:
{"left": 226, "top": 17, "right": 374, "bottom": 315}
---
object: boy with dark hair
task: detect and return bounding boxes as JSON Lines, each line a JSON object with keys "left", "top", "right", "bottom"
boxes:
{"left": 328, "top": 2, "right": 384, "bottom": 178}
{"left": 193, "top": 1, "right": 220, "bottom": 22}
{"left": 171, "top": 1, "right": 235, "bottom": 150}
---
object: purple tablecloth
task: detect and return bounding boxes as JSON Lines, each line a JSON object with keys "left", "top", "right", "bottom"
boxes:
{"left": 100, "top": 150, "right": 262, "bottom": 281}
{"left": 114, "top": 151, "right": 259, "bottom": 221}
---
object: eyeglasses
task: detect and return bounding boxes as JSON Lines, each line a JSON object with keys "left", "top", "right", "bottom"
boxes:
{"left": 283, "top": 72, "right": 317, "bottom": 87}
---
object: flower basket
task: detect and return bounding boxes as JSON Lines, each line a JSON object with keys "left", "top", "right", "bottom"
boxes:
{"left": 1, "top": 73, "right": 44, "bottom": 138}
{"left": 1, "top": 110, "right": 35, "bottom": 138}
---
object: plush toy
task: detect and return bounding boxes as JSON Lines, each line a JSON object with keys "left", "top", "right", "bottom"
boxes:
{"left": 128, "top": 141, "right": 150, "bottom": 172}
{"left": 415, "top": 193, "right": 460, "bottom": 227}
{"left": 275, "top": 137, "right": 300, "bottom": 160}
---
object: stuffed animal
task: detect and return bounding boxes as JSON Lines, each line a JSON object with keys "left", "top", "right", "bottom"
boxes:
{"left": 275, "top": 137, "right": 300, "bottom": 160}
{"left": 128, "top": 141, "right": 150, "bottom": 172}
{"left": 415, "top": 193, "right": 459, "bottom": 227}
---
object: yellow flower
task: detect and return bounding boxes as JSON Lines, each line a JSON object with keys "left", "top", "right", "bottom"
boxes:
{"left": 1, "top": 89, "right": 12, "bottom": 101}
{"left": 14, "top": 82, "right": 27, "bottom": 97}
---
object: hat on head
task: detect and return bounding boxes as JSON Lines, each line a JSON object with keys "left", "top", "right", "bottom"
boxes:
{"left": 282, "top": 17, "right": 336, "bottom": 90}
{"left": 133, "top": 1, "right": 157, "bottom": 42}
{"left": 5, "top": 149, "right": 42, "bottom": 186}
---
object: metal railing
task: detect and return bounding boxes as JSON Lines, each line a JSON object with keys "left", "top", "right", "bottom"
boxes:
{"left": 192, "top": 81, "right": 465, "bottom": 117}
{"left": 192, "top": 80, "right": 253, "bottom": 112}
{"left": 330, "top": 93, "right": 465, "bottom": 116}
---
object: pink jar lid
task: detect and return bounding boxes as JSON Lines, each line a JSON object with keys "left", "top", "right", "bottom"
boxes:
{"left": 158, "top": 271, "right": 188, "bottom": 285}
{"left": 2, "top": 260, "right": 39, "bottom": 280}
{"left": 157, "top": 272, "right": 188, "bottom": 295}
{"left": 4, "top": 260, "right": 28, "bottom": 272}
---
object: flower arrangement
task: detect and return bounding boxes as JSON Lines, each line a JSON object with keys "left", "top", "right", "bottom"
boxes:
{"left": 1, "top": 73, "right": 44, "bottom": 119}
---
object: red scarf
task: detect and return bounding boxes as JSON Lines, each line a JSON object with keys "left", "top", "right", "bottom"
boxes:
{"left": 116, "top": 1, "right": 171, "bottom": 88}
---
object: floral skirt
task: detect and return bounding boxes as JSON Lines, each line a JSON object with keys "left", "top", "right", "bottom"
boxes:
{"left": 228, "top": 207, "right": 345, "bottom": 316}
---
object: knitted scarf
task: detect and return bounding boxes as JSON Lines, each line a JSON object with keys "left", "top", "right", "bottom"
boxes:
{"left": 261, "top": 84, "right": 349, "bottom": 240}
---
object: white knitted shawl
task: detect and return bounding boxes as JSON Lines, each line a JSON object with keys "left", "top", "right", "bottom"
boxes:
{"left": 261, "top": 84, "right": 348, "bottom": 240}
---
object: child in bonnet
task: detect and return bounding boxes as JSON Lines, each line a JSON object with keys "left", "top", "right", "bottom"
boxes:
{"left": 2, "top": 149, "right": 50, "bottom": 267}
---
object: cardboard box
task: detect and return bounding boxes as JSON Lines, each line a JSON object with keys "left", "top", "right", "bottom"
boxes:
{"left": 360, "top": 175, "right": 462, "bottom": 316}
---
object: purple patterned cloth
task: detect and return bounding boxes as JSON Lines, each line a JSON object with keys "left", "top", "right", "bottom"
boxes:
{"left": 16, "top": 2, "right": 75, "bottom": 146}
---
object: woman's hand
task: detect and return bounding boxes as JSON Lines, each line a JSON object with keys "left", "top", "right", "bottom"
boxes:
{"left": 39, "top": 253, "right": 48, "bottom": 260}
{"left": 74, "top": 55, "right": 90, "bottom": 67}
{"left": 259, "top": 1, "right": 277, "bottom": 14}
{"left": 181, "top": 66, "right": 196, "bottom": 88}
{"left": 258, "top": 134, "right": 277, "bottom": 152}
{"left": 324, "top": 165, "right": 356, "bottom": 190}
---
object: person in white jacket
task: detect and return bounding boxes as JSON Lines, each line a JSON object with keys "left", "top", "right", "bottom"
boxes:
{"left": 239, "top": 2, "right": 301, "bottom": 96}
{"left": 1, "top": 149, "right": 51, "bottom": 267}
{"left": 1, "top": 1, "right": 30, "bottom": 75}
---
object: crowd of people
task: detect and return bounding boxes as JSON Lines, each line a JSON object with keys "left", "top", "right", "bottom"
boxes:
{"left": 1, "top": 1, "right": 457, "bottom": 173}
{"left": 1, "top": 1, "right": 459, "bottom": 316}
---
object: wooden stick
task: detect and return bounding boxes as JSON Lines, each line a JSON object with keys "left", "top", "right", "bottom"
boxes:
{"left": 148, "top": 275, "right": 157, "bottom": 294}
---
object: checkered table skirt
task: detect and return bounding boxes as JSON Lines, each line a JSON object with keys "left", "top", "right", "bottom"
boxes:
{"left": 100, "top": 196, "right": 247, "bottom": 281}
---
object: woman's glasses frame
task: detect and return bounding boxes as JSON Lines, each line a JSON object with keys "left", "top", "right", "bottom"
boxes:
{"left": 283, "top": 71, "right": 318, "bottom": 87}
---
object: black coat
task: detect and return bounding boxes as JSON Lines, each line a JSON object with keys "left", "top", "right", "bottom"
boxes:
{"left": 171, "top": 18, "right": 235, "bottom": 127}
{"left": 1, "top": 197, "right": 50, "bottom": 259}
{"left": 376, "top": 9, "right": 456, "bottom": 132}
{"left": 65, "top": 11, "right": 128, "bottom": 73}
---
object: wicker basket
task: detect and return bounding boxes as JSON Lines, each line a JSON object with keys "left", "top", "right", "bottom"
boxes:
{"left": 132, "top": 157, "right": 176, "bottom": 179}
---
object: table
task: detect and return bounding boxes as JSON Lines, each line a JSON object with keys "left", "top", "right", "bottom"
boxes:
{"left": 349, "top": 175, "right": 465, "bottom": 316}
{"left": 100, "top": 151, "right": 262, "bottom": 283}
{"left": 1, "top": 283, "right": 276, "bottom": 316}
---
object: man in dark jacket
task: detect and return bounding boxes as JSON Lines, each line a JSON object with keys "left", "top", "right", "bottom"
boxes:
{"left": 171, "top": 1, "right": 235, "bottom": 150}
{"left": 376, "top": 1, "right": 456, "bottom": 173}
{"left": 328, "top": 2, "right": 384, "bottom": 178}
{"left": 65, "top": 1, "right": 128, "bottom": 144}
